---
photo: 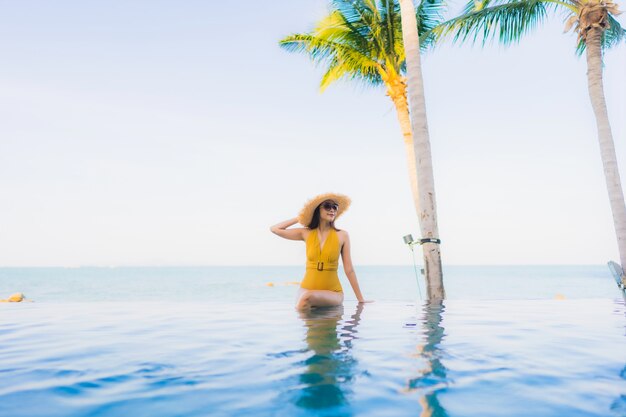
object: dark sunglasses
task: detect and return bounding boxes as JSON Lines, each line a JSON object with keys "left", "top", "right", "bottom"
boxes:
{"left": 321, "top": 201, "right": 339, "bottom": 211}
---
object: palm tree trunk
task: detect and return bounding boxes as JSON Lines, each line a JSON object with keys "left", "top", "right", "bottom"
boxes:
{"left": 388, "top": 83, "right": 441, "bottom": 299}
{"left": 586, "top": 28, "right": 626, "bottom": 271}
{"left": 386, "top": 78, "right": 420, "bottom": 222}
{"left": 397, "top": 0, "right": 445, "bottom": 300}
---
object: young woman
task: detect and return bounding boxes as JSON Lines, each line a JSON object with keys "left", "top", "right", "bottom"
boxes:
{"left": 270, "top": 193, "right": 370, "bottom": 310}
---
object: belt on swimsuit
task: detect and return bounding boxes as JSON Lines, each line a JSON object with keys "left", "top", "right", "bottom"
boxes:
{"left": 306, "top": 261, "right": 338, "bottom": 271}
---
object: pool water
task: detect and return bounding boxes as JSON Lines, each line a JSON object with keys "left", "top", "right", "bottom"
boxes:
{"left": 1, "top": 297, "right": 625, "bottom": 417}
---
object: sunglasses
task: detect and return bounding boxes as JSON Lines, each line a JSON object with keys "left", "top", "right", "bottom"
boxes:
{"left": 321, "top": 201, "right": 339, "bottom": 211}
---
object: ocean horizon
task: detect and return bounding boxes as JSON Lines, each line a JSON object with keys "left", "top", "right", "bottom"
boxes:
{"left": 0, "top": 265, "right": 619, "bottom": 303}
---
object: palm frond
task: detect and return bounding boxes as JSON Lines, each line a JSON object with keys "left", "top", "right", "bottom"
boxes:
{"left": 320, "top": 58, "right": 384, "bottom": 91}
{"left": 332, "top": 0, "right": 379, "bottom": 39}
{"left": 279, "top": 33, "right": 382, "bottom": 87}
{"left": 574, "top": 36, "right": 586, "bottom": 54}
{"left": 431, "top": 0, "right": 551, "bottom": 46}
{"left": 416, "top": 0, "right": 447, "bottom": 49}
{"left": 320, "top": 61, "right": 383, "bottom": 92}
{"left": 329, "top": 1, "right": 383, "bottom": 63}
{"left": 382, "top": 0, "right": 399, "bottom": 63}
{"left": 280, "top": 0, "right": 446, "bottom": 91}
{"left": 603, "top": 13, "right": 626, "bottom": 49}
{"left": 461, "top": 0, "right": 497, "bottom": 14}
{"left": 280, "top": 33, "right": 379, "bottom": 69}
{"left": 311, "top": 10, "right": 374, "bottom": 57}
{"left": 320, "top": 61, "right": 346, "bottom": 91}
{"left": 335, "top": 8, "right": 375, "bottom": 54}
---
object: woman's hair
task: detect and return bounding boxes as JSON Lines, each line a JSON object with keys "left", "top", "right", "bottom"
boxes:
{"left": 307, "top": 205, "right": 339, "bottom": 230}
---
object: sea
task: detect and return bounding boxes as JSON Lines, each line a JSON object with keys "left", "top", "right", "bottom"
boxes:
{"left": 1, "top": 265, "right": 624, "bottom": 417}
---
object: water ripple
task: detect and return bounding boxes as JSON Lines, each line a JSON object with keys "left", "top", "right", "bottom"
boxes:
{"left": 0, "top": 299, "right": 624, "bottom": 417}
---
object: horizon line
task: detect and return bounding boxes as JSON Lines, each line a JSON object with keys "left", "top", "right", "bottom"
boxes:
{"left": 0, "top": 263, "right": 612, "bottom": 269}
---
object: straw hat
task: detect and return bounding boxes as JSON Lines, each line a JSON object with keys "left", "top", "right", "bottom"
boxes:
{"left": 297, "top": 193, "right": 351, "bottom": 226}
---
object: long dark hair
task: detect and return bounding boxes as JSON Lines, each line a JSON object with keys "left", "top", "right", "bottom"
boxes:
{"left": 307, "top": 205, "right": 339, "bottom": 230}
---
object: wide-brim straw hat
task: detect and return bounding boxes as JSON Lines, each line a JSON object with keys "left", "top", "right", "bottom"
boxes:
{"left": 297, "top": 193, "right": 351, "bottom": 226}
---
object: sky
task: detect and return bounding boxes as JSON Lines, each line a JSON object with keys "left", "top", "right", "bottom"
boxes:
{"left": 0, "top": 0, "right": 624, "bottom": 267}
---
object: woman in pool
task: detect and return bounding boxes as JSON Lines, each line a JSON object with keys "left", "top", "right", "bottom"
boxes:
{"left": 270, "top": 193, "right": 370, "bottom": 310}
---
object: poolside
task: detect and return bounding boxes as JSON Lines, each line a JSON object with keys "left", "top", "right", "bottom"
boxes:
{"left": 1, "top": 294, "right": 624, "bottom": 417}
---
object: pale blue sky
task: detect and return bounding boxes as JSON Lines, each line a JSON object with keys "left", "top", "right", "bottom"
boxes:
{"left": 0, "top": 1, "right": 624, "bottom": 266}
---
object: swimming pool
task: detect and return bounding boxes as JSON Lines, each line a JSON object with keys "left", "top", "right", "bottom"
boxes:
{"left": 1, "top": 296, "right": 624, "bottom": 416}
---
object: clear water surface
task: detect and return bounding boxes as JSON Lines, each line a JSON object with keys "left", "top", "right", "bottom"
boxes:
{"left": 0, "top": 266, "right": 624, "bottom": 417}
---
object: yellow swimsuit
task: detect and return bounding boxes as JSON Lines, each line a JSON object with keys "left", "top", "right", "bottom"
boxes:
{"left": 300, "top": 228, "right": 343, "bottom": 293}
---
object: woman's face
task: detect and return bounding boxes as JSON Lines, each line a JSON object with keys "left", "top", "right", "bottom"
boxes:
{"left": 319, "top": 200, "right": 339, "bottom": 223}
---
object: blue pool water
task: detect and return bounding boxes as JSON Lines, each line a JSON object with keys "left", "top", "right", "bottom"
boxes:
{"left": 0, "top": 266, "right": 625, "bottom": 416}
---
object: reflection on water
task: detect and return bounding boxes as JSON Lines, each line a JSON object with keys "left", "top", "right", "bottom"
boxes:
{"left": 288, "top": 301, "right": 450, "bottom": 416}
{"left": 407, "top": 300, "right": 450, "bottom": 417}
{"left": 1, "top": 300, "right": 623, "bottom": 417}
{"left": 293, "top": 304, "right": 363, "bottom": 412}
{"left": 611, "top": 297, "right": 626, "bottom": 415}
{"left": 610, "top": 364, "right": 626, "bottom": 415}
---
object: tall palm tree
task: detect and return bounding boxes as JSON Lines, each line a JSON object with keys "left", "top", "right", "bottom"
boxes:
{"left": 398, "top": 0, "right": 445, "bottom": 299}
{"left": 279, "top": 0, "right": 446, "bottom": 299}
{"left": 432, "top": 0, "right": 626, "bottom": 273}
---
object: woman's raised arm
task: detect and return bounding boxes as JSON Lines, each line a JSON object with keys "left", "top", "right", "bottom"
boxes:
{"left": 270, "top": 217, "right": 307, "bottom": 241}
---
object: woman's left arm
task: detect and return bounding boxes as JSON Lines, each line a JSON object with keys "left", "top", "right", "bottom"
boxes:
{"left": 340, "top": 231, "right": 371, "bottom": 303}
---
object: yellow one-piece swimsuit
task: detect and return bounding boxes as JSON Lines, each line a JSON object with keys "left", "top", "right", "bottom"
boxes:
{"left": 300, "top": 228, "right": 343, "bottom": 293}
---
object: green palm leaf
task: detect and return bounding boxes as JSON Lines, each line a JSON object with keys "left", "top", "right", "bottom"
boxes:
{"left": 280, "top": 33, "right": 383, "bottom": 89}
{"left": 432, "top": 0, "right": 551, "bottom": 45}
{"left": 602, "top": 14, "right": 626, "bottom": 49}
{"left": 434, "top": 0, "right": 625, "bottom": 53}
{"left": 280, "top": 0, "right": 446, "bottom": 92}
{"left": 417, "top": 0, "right": 447, "bottom": 48}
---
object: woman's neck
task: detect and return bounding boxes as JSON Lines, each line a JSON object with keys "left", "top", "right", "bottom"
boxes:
{"left": 318, "top": 221, "right": 332, "bottom": 232}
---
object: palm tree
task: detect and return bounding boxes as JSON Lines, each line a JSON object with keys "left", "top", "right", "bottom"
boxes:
{"left": 398, "top": 0, "right": 445, "bottom": 298}
{"left": 279, "top": 0, "right": 446, "bottom": 299}
{"left": 432, "top": 0, "right": 626, "bottom": 273}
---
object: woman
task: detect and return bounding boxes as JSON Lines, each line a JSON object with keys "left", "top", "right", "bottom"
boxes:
{"left": 270, "top": 193, "right": 370, "bottom": 310}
